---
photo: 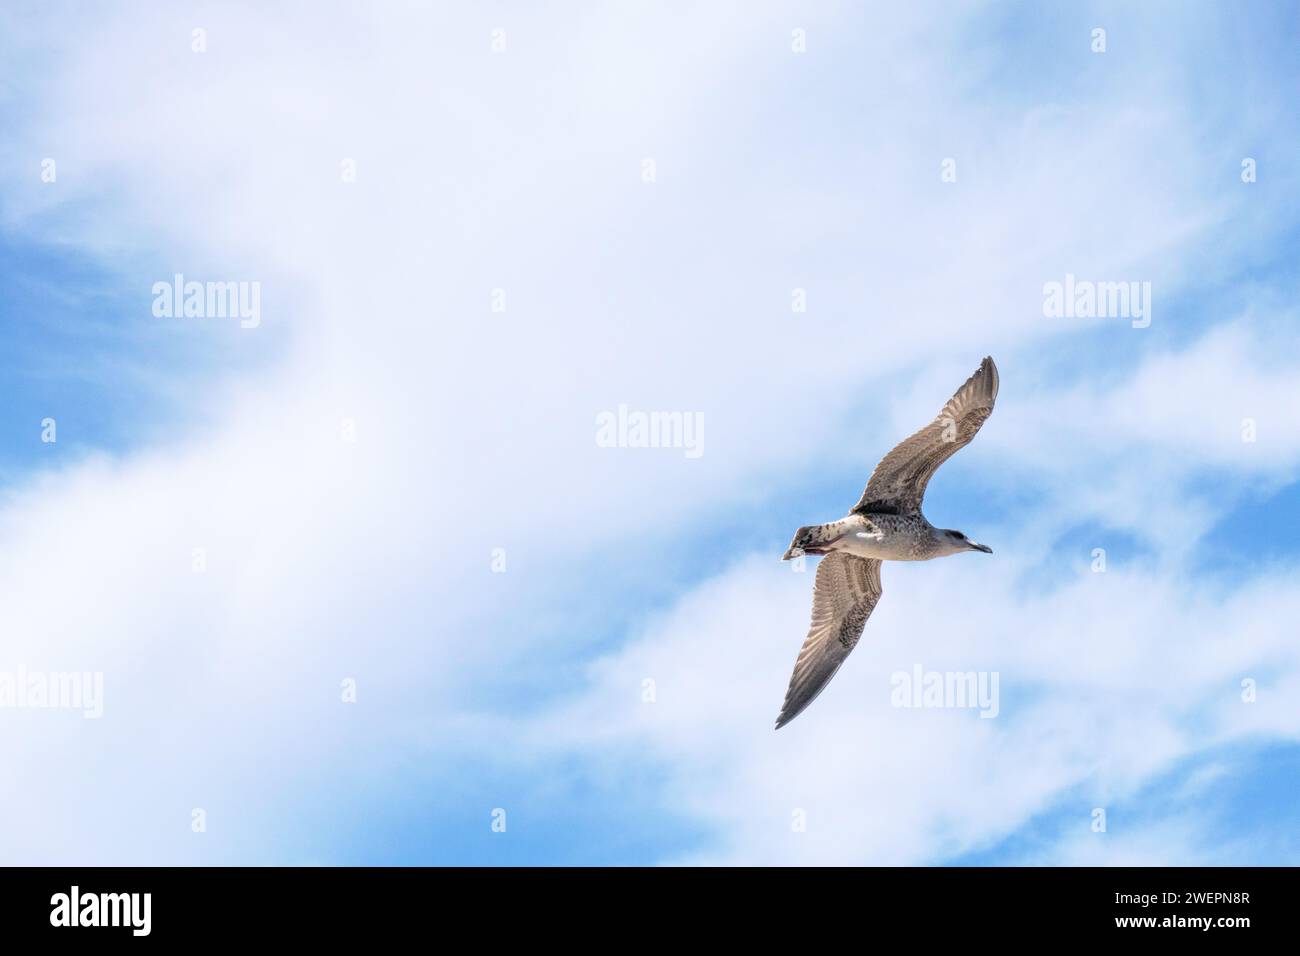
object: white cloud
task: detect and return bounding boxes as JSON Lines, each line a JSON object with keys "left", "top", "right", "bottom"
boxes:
{"left": 0, "top": 2, "right": 1295, "bottom": 862}
{"left": 533, "top": 336, "right": 1300, "bottom": 864}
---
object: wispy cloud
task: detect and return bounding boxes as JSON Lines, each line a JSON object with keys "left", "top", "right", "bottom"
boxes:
{"left": 0, "top": 1, "right": 1296, "bottom": 864}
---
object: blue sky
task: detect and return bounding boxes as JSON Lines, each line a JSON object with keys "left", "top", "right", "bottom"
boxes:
{"left": 1, "top": 1, "right": 1298, "bottom": 865}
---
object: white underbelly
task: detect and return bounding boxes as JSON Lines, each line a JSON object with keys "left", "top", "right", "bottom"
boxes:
{"left": 833, "top": 530, "right": 922, "bottom": 561}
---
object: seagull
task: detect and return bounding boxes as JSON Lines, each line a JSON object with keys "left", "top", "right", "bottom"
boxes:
{"left": 775, "top": 356, "right": 1000, "bottom": 729}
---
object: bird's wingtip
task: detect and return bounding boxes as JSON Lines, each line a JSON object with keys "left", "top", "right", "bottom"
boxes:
{"left": 981, "top": 355, "right": 999, "bottom": 399}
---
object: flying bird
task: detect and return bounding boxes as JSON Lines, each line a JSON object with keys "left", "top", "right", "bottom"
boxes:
{"left": 775, "top": 356, "right": 1000, "bottom": 729}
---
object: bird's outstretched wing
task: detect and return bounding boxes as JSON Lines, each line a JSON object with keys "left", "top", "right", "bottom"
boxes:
{"left": 775, "top": 553, "right": 883, "bottom": 729}
{"left": 851, "top": 356, "right": 999, "bottom": 516}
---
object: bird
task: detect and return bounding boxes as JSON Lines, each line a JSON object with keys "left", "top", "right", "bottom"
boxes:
{"left": 774, "top": 356, "right": 1000, "bottom": 729}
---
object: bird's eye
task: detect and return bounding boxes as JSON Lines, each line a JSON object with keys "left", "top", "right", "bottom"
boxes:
{"left": 953, "top": 532, "right": 965, "bottom": 539}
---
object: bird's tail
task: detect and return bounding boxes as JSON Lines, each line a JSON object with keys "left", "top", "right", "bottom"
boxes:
{"left": 782, "top": 524, "right": 836, "bottom": 560}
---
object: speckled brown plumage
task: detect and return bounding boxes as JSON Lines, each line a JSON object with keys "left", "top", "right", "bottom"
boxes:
{"left": 775, "top": 357, "right": 1000, "bottom": 730}
{"left": 852, "top": 356, "right": 999, "bottom": 517}
{"left": 774, "top": 553, "right": 882, "bottom": 729}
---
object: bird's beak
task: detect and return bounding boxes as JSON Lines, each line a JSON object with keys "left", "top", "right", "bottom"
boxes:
{"left": 969, "top": 541, "right": 993, "bottom": 554}
{"left": 782, "top": 546, "right": 803, "bottom": 561}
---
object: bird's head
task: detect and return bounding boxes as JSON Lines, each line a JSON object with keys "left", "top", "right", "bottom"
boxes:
{"left": 939, "top": 528, "right": 992, "bottom": 555}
